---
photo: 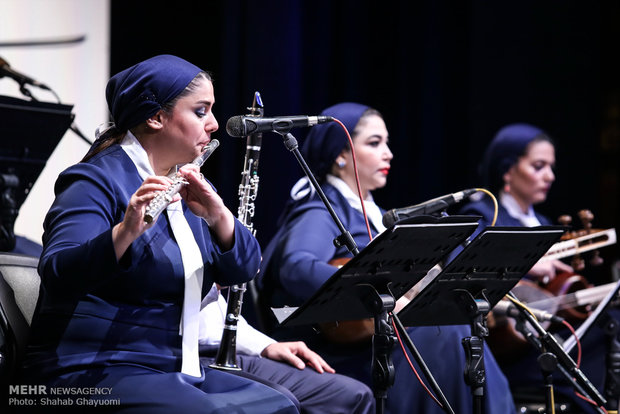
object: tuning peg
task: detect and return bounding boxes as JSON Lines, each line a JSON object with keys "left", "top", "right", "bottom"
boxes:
{"left": 578, "top": 209, "right": 594, "bottom": 233}
{"left": 571, "top": 255, "right": 585, "bottom": 272}
{"left": 558, "top": 215, "right": 573, "bottom": 226}
{"left": 590, "top": 250, "right": 604, "bottom": 267}
{"left": 558, "top": 214, "right": 576, "bottom": 240}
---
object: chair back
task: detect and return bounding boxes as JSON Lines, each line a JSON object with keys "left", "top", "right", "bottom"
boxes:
{"left": 0, "top": 253, "right": 40, "bottom": 385}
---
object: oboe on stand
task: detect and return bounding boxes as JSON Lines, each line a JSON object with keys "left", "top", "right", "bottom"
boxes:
{"left": 210, "top": 91, "right": 264, "bottom": 370}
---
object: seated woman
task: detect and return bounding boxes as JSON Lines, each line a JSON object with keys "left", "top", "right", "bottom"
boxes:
{"left": 257, "top": 102, "right": 516, "bottom": 414}
{"left": 17, "top": 55, "right": 298, "bottom": 413}
{"left": 459, "top": 123, "right": 572, "bottom": 280}
{"left": 459, "top": 122, "right": 610, "bottom": 413}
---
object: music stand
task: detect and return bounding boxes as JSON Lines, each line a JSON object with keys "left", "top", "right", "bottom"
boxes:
{"left": 397, "top": 226, "right": 566, "bottom": 414}
{"left": 272, "top": 216, "right": 480, "bottom": 414}
{"left": 0, "top": 95, "right": 73, "bottom": 251}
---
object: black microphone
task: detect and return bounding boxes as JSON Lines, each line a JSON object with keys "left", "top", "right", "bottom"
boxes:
{"left": 0, "top": 56, "right": 50, "bottom": 90}
{"left": 226, "top": 115, "right": 334, "bottom": 137}
{"left": 382, "top": 188, "right": 477, "bottom": 227}
{"left": 493, "top": 300, "right": 565, "bottom": 323}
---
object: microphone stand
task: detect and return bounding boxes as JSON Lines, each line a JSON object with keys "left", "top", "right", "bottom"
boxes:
{"left": 507, "top": 292, "right": 607, "bottom": 413}
{"left": 18, "top": 83, "right": 93, "bottom": 146}
{"left": 279, "top": 132, "right": 358, "bottom": 256}
{"left": 280, "top": 132, "right": 404, "bottom": 413}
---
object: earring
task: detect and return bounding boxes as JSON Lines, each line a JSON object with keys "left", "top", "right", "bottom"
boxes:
{"left": 504, "top": 182, "right": 511, "bottom": 193}
{"left": 337, "top": 160, "right": 346, "bottom": 168}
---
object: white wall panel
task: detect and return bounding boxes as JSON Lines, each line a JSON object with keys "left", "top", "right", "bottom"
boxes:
{"left": 0, "top": 0, "right": 110, "bottom": 245}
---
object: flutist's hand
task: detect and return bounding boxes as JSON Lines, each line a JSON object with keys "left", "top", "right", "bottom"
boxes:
{"left": 178, "top": 164, "right": 235, "bottom": 250}
{"left": 113, "top": 175, "right": 177, "bottom": 261}
{"left": 261, "top": 341, "right": 336, "bottom": 374}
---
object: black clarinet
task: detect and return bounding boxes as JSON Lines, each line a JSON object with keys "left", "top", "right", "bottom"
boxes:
{"left": 210, "top": 92, "right": 264, "bottom": 370}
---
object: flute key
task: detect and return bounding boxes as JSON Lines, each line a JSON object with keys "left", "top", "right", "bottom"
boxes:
{"left": 144, "top": 139, "right": 220, "bottom": 223}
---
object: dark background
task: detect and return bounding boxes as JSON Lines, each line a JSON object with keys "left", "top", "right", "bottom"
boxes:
{"left": 110, "top": 1, "right": 620, "bottom": 270}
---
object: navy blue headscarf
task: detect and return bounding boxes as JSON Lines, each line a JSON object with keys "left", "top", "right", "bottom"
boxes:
{"left": 105, "top": 54, "right": 204, "bottom": 131}
{"left": 301, "top": 102, "right": 370, "bottom": 181}
{"left": 480, "top": 123, "right": 552, "bottom": 193}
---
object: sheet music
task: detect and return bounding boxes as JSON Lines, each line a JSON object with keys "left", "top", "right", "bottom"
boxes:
{"left": 563, "top": 278, "right": 620, "bottom": 354}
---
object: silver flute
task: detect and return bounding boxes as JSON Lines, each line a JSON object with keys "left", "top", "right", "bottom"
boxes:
{"left": 143, "top": 139, "right": 220, "bottom": 223}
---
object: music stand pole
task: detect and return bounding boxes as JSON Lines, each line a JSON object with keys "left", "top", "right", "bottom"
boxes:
{"left": 356, "top": 285, "right": 397, "bottom": 414}
{"left": 457, "top": 290, "right": 490, "bottom": 414}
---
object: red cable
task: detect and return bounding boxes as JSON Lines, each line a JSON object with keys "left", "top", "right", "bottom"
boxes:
{"left": 333, "top": 119, "right": 439, "bottom": 408}
{"left": 562, "top": 320, "right": 608, "bottom": 412}
{"left": 390, "top": 315, "right": 444, "bottom": 409}
{"left": 333, "top": 118, "right": 373, "bottom": 242}
{"left": 561, "top": 319, "right": 581, "bottom": 368}
{"left": 574, "top": 392, "right": 608, "bottom": 414}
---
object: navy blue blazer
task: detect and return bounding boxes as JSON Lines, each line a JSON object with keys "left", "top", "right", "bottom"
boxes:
{"left": 459, "top": 196, "right": 552, "bottom": 239}
{"left": 22, "top": 144, "right": 261, "bottom": 381}
{"left": 259, "top": 183, "right": 379, "bottom": 308}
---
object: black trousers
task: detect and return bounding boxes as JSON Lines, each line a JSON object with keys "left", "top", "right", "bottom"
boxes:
{"left": 200, "top": 354, "right": 375, "bottom": 414}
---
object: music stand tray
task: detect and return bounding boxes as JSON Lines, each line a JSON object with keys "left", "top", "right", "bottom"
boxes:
{"left": 0, "top": 95, "right": 73, "bottom": 207}
{"left": 271, "top": 216, "right": 481, "bottom": 414}
{"left": 271, "top": 216, "right": 479, "bottom": 326}
{"left": 397, "top": 226, "right": 566, "bottom": 327}
{"left": 392, "top": 225, "right": 566, "bottom": 413}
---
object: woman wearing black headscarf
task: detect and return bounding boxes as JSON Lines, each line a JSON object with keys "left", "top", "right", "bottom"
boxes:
{"left": 258, "top": 102, "right": 516, "bottom": 414}
{"left": 17, "top": 55, "right": 298, "bottom": 413}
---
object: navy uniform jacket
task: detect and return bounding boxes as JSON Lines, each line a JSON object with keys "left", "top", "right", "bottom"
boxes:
{"left": 259, "top": 183, "right": 368, "bottom": 307}
{"left": 459, "top": 196, "right": 552, "bottom": 231}
{"left": 22, "top": 143, "right": 261, "bottom": 382}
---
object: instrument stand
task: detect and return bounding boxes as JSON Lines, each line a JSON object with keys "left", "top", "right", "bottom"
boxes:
{"left": 271, "top": 217, "right": 481, "bottom": 414}
{"left": 459, "top": 292, "right": 490, "bottom": 414}
{"left": 508, "top": 293, "right": 608, "bottom": 414}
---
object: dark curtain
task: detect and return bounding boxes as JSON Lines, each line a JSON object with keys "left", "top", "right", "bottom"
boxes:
{"left": 110, "top": 0, "right": 620, "bottom": 263}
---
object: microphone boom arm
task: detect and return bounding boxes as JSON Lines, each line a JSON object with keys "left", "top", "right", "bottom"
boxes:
{"left": 280, "top": 132, "right": 359, "bottom": 256}
{"left": 506, "top": 292, "right": 607, "bottom": 410}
